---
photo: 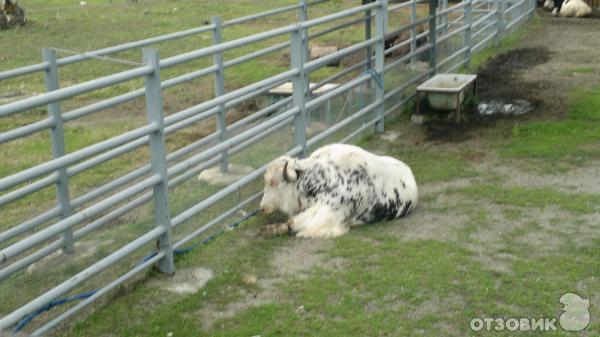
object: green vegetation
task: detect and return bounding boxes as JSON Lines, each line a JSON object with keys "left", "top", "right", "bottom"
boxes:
{"left": 451, "top": 184, "right": 600, "bottom": 214}
{"left": 2, "top": 3, "right": 600, "bottom": 337}
{"left": 569, "top": 66, "right": 595, "bottom": 74}
{"left": 498, "top": 88, "right": 600, "bottom": 166}
{"left": 63, "top": 211, "right": 600, "bottom": 336}
{"left": 362, "top": 138, "right": 477, "bottom": 184}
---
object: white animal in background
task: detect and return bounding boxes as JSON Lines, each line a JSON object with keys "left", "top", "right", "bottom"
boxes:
{"left": 259, "top": 144, "right": 418, "bottom": 238}
{"left": 543, "top": 0, "right": 555, "bottom": 10}
{"left": 559, "top": 0, "right": 592, "bottom": 17}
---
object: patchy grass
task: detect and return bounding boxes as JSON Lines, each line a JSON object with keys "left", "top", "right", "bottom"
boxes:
{"left": 451, "top": 184, "right": 600, "bottom": 214}
{"left": 4, "top": 4, "right": 600, "bottom": 337}
{"left": 498, "top": 88, "right": 600, "bottom": 166}
{"left": 62, "top": 214, "right": 600, "bottom": 336}
{"left": 384, "top": 147, "right": 476, "bottom": 184}
{"left": 568, "top": 66, "right": 595, "bottom": 74}
{"left": 469, "top": 17, "right": 540, "bottom": 70}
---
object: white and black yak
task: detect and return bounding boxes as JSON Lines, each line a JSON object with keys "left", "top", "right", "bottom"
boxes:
{"left": 259, "top": 144, "right": 418, "bottom": 238}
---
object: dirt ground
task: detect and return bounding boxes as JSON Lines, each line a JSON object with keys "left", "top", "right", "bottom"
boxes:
{"left": 192, "top": 11, "right": 600, "bottom": 330}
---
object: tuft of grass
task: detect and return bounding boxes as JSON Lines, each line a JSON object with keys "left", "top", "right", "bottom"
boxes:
{"left": 569, "top": 66, "right": 595, "bottom": 74}
{"left": 570, "top": 88, "right": 600, "bottom": 121}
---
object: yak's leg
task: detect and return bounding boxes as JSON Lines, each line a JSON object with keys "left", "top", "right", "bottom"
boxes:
{"left": 291, "top": 205, "right": 349, "bottom": 239}
{"left": 288, "top": 206, "right": 319, "bottom": 233}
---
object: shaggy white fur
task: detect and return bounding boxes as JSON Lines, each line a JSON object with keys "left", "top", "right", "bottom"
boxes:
{"left": 559, "top": 0, "right": 592, "bottom": 17}
{"left": 544, "top": 0, "right": 555, "bottom": 9}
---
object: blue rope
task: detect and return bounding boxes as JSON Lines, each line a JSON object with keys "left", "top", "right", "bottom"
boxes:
{"left": 12, "top": 209, "right": 259, "bottom": 334}
{"left": 13, "top": 290, "right": 99, "bottom": 333}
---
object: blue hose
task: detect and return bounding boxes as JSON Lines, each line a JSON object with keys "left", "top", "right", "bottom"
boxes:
{"left": 13, "top": 209, "right": 259, "bottom": 334}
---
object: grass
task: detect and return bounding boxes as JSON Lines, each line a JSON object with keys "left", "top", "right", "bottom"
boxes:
{"left": 567, "top": 66, "right": 595, "bottom": 74}
{"left": 3, "top": 3, "right": 600, "bottom": 337}
{"left": 359, "top": 137, "right": 477, "bottom": 184}
{"left": 450, "top": 183, "right": 600, "bottom": 214}
{"left": 62, "top": 212, "right": 600, "bottom": 336}
{"left": 496, "top": 87, "right": 600, "bottom": 169}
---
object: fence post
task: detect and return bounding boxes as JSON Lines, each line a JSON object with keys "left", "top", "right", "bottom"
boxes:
{"left": 494, "top": 0, "right": 506, "bottom": 46}
{"left": 42, "top": 48, "right": 74, "bottom": 254}
{"left": 528, "top": 0, "right": 535, "bottom": 18}
{"left": 291, "top": 27, "right": 308, "bottom": 157}
{"left": 444, "top": 0, "right": 449, "bottom": 35}
{"left": 374, "top": 0, "right": 387, "bottom": 134}
{"left": 410, "top": 0, "right": 418, "bottom": 63}
{"left": 428, "top": 0, "right": 439, "bottom": 74}
{"left": 464, "top": 0, "right": 472, "bottom": 69}
{"left": 363, "top": 0, "right": 373, "bottom": 72}
{"left": 298, "top": 0, "right": 312, "bottom": 123}
{"left": 211, "top": 16, "right": 228, "bottom": 173}
{"left": 143, "top": 48, "right": 174, "bottom": 275}
{"left": 438, "top": 0, "right": 448, "bottom": 37}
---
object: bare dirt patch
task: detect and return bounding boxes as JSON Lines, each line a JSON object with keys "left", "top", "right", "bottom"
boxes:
{"left": 199, "top": 238, "right": 342, "bottom": 329}
{"left": 149, "top": 268, "right": 214, "bottom": 295}
{"left": 475, "top": 158, "right": 600, "bottom": 195}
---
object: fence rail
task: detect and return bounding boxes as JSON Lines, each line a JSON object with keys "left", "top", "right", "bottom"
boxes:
{"left": 0, "top": 0, "right": 535, "bottom": 334}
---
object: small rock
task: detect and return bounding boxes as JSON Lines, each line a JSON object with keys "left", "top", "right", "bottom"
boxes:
{"left": 152, "top": 268, "right": 214, "bottom": 295}
{"left": 380, "top": 131, "right": 402, "bottom": 143}
{"left": 410, "top": 114, "right": 425, "bottom": 125}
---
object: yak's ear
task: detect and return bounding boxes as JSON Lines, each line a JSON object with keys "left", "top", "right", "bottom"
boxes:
{"left": 283, "top": 159, "right": 301, "bottom": 183}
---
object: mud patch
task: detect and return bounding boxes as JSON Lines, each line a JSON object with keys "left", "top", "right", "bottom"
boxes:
{"left": 476, "top": 47, "right": 550, "bottom": 111}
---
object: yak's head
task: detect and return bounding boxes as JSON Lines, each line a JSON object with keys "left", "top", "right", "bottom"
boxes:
{"left": 259, "top": 156, "right": 303, "bottom": 215}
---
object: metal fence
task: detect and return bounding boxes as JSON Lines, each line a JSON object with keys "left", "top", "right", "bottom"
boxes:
{"left": 0, "top": 0, "right": 535, "bottom": 334}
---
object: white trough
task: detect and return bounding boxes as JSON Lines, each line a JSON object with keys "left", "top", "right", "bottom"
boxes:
{"left": 415, "top": 73, "right": 477, "bottom": 122}
{"left": 417, "top": 73, "right": 477, "bottom": 110}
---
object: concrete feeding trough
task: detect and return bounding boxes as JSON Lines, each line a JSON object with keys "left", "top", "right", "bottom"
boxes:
{"left": 416, "top": 73, "right": 477, "bottom": 122}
